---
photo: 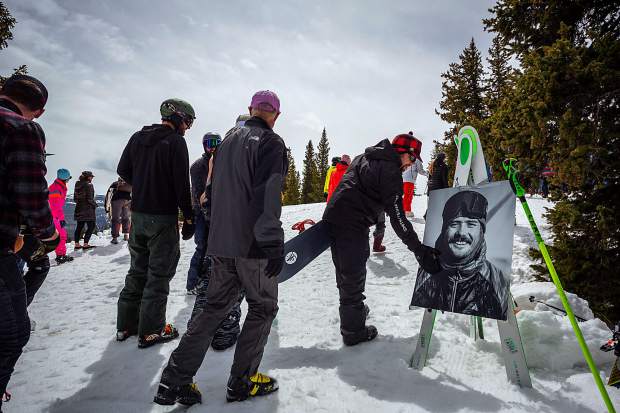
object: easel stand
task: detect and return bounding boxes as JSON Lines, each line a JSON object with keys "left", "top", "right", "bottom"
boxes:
{"left": 409, "top": 126, "right": 532, "bottom": 388}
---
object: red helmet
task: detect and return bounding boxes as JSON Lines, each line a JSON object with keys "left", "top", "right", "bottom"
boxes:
{"left": 391, "top": 132, "right": 422, "bottom": 162}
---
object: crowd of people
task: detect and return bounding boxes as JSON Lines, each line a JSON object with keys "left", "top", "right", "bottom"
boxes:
{"left": 0, "top": 74, "right": 455, "bottom": 410}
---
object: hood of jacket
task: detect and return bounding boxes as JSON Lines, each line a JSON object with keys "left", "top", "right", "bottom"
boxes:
{"left": 135, "top": 124, "right": 179, "bottom": 147}
{"left": 364, "top": 139, "right": 401, "bottom": 166}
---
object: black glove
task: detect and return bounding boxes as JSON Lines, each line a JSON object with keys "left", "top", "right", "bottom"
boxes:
{"left": 181, "top": 220, "right": 196, "bottom": 240}
{"left": 265, "top": 256, "right": 284, "bottom": 278}
{"left": 60, "top": 220, "right": 66, "bottom": 228}
{"left": 413, "top": 244, "right": 441, "bottom": 274}
{"left": 323, "top": 192, "right": 328, "bottom": 199}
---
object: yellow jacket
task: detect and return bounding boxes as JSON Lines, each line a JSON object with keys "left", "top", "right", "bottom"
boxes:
{"left": 324, "top": 165, "right": 337, "bottom": 193}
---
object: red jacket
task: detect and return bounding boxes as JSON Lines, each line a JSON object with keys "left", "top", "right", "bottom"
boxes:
{"left": 327, "top": 162, "right": 348, "bottom": 202}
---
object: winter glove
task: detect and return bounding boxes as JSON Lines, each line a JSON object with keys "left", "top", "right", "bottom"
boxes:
{"left": 265, "top": 256, "right": 284, "bottom": 278}
{"left": 181, "top": 219, "right": 196, "bottom": 240}
{"left": 60, "top": 220, "right": 66, "bottom": 228}
{"left": 323, "top": 192, "right": 328, "bottom": 199}
{"left": 413, "top": 244, "right": 441, "bottom": 274}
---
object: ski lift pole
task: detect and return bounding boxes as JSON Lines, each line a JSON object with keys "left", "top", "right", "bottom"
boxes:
{"left": 503, "top": 158, "right": 616, "bottom": 413}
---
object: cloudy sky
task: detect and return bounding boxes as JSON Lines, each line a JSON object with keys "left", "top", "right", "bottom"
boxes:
{"left": 2, "top": 0, "right": 495, "bottom": 193}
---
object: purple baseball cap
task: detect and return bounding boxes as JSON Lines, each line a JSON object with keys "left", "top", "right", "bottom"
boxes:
{"left": 250, "top": 90, "right": 280, "bottom": 113}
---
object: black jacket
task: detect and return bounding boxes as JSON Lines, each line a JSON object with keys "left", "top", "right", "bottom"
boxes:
{"left": 190, "top": 152, "right": 211, "bottom": 209}
{"left": 323, "top": 139, "right": 422, "bottom": 252}
{"left": 117, "top": 124, "right": 192, "bottom": 218}
{"left": 74, "top": 178, "right": 97, "bottom": 221}
{"left": 110, "top": 180, "right": 132, "bottom": 202}
{"left": 428, "top": 156, "right": 449, "bottom": 192}
{"left": 411, "top": 259, "right": 508, "bottom": 320}
{"left": 207, "top": 117, "right": 288, "bottom": 259}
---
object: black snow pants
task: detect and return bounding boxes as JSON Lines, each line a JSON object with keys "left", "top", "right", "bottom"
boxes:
{"left": 161, "top": 256, "right": 278, "bottom": 386}
{"left": 0, "top": 251, "right": 30, "bottom": 410}
{"left": 327, "top": 222, "right": 370, "bottom": 338}
{"left": 117, "top": 212, "right": 180, "bottom": 336}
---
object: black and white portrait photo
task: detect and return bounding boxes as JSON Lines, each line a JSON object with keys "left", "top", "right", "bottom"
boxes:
{"left": 410, "top": 181, "right": 516, "bottom": 320}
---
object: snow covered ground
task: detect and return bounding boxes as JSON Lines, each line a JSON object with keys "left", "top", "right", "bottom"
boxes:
{"left": 7, "top": 195, "right": 620, "bottom": 413}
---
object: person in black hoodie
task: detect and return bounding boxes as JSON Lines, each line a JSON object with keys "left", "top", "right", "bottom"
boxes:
{"left": 115, "top": 98, "right": 196, "bottom": 349}
{"left": 186, "top": 132, "right": 220, "bottom": 294}
{"left": 323, "top": 134, "right": 442, "bottom": 346}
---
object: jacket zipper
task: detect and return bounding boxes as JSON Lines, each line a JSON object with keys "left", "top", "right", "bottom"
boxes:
{"left": 450, "top": 271, "right": 460, "bottom": 312}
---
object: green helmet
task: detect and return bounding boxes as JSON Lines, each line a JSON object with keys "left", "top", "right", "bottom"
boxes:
{"left": 160, "top": 98, "right": 196, "bottom": 120}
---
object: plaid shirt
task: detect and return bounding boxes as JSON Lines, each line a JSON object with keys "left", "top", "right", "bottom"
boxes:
{"left": 0, "top": 98, "right": 55, "bottom": 249}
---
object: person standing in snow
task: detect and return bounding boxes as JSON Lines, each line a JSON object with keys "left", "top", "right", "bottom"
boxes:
{"left": 49, "top": 168, "right": 73, "bottom": 263}
{"left": 115, "top": 98, "right": 195, "bottom": 348}
{"left": 401, "top": 135, "right": 427, "bottom": 217}
{"left": 427, "top": 152, "right": 449, "bottom": 192}
{"left": 0, "top": 74, "right": 59, "bottom": 410}
{"left": 323, "top": 134, "right": 441, "bottom": 346}
{"left": 186, "top": 132, "right": 220, "bottom": 294}
{"left": 73, "top": 171, "right": 97, "bottom": 249}
{"left": 323, "top": 156, "right": 341, "bottom": 199}
{"left": 106, "top": 177, "right": 132, "bottom": 245}
{"left": 326, "top": 154, "right": 350, "bottom": 201}
{"left": 155, "top": 90, "right": 287, "bottom": 407}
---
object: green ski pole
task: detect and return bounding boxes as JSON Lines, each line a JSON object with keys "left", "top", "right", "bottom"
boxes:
{"left": 503, "top": 158, "right": 616, "bottom": 413}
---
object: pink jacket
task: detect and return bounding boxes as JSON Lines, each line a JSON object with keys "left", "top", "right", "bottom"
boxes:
{"left": 48, "top": 178, "right": 68, "bottom": 220}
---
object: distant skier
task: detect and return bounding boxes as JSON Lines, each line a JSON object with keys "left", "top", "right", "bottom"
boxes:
{"left": 427, "top": 152, "right": 449, "bottom": 192}
{"left": 424, "top": 152, "right": 449, "bottom": 220}
{"left": 323, "top": 134, "right": 441, "bottom": 346}
{"left": 323, "top": 156, "right": 341, "bottom": 199}
{"left": 105, "top": 177, "right": 132, "bottom": 244}
{"left": 186, "top": 132, "right": 221, "bottom": 294}
{"left": 326, "top": 154, "right": 350, "bottom": 201}
{"left": 116, "top": 98, "right": 196, "bottom": 348}
{"left": 155, "top": 90, "right": 287, "bottom": 407}
{"left": 48, "top": 168, "right": 73, "bottom": 263}
{"left": 0, "top": 74, "right": 59, "bottom": 411}
{"left": 73, "top": 171, "right": 97, "bottom": 249}
{"left": 401, "top": 134, "right": 427, "bottom": 217}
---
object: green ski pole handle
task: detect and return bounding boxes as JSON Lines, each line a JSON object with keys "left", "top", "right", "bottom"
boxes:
{"left": 503, "top": 159, "right": 616, "bottom": 413}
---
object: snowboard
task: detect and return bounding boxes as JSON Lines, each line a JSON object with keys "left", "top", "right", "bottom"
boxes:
{"left": 277, "top": 220, "right": 330, "bottom": 283}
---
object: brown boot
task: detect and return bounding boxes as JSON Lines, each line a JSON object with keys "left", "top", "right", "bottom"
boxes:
{"left": 372, "top": 236, "right": 386, "bottom": 253}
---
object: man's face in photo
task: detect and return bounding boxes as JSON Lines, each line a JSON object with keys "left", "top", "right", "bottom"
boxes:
{"left": 446, "top": 216, "right": 482, "bottom": 260}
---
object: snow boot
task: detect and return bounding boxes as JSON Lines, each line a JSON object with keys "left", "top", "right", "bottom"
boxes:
{"left": 138, "top": 323, "right": 179, "bottom": 348}
{"left": 82, "top": 244, "right": 96, "bottom": 250}
{"left": 111, "top": 237, "right": 119, "bottom": 244}
{"left": 342, "top": 325, "right": 378, "bottom": 346}
{"left": 153, "top": 382, "right": 202, "bottom": 406}
{"left": 123, "top": 234, "right": 129, "bottom": 241}
{"left": 372, "top": 236, "right": 386, "bottom": 253}
{"left": 116, "top": 330, "right": 136, "bottom": 342}
{"left": 55, "top": 255, "right": 73, "bottom": 264}
{"left": 226, "top": 373, "right": 278, "bottom": 402}
{"left": 74, "top": 242, "right": 82, "bottom": 250}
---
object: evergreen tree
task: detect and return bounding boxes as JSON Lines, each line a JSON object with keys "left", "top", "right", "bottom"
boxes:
{"left": 435, "top": 38, "right": 486, "bottom": 183}
{"left": 0, "top": 2, "right": 27, "bottom": 84}
{"left": 483, "top": 34, "right": 516, "bottom": 180}
{"left": 282, "top": 148, "right": 301, "bottom": 205}
{"left": 316, "top": 127, "right": 330, "bottom": 190}
{"left": 300, "top": 140, "right": 322, "bottom": 204}
{"left": 486, "top": 0, "right": 620, "bottom": 322}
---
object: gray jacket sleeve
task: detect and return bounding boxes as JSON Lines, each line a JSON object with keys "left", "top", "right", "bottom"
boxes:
{"left": 251, "top": 134, "right": 288, "bottom": 258}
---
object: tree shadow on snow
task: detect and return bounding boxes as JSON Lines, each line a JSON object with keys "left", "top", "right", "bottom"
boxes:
{"left": 45, "top": 292, "right": 196, "bottom": 413}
